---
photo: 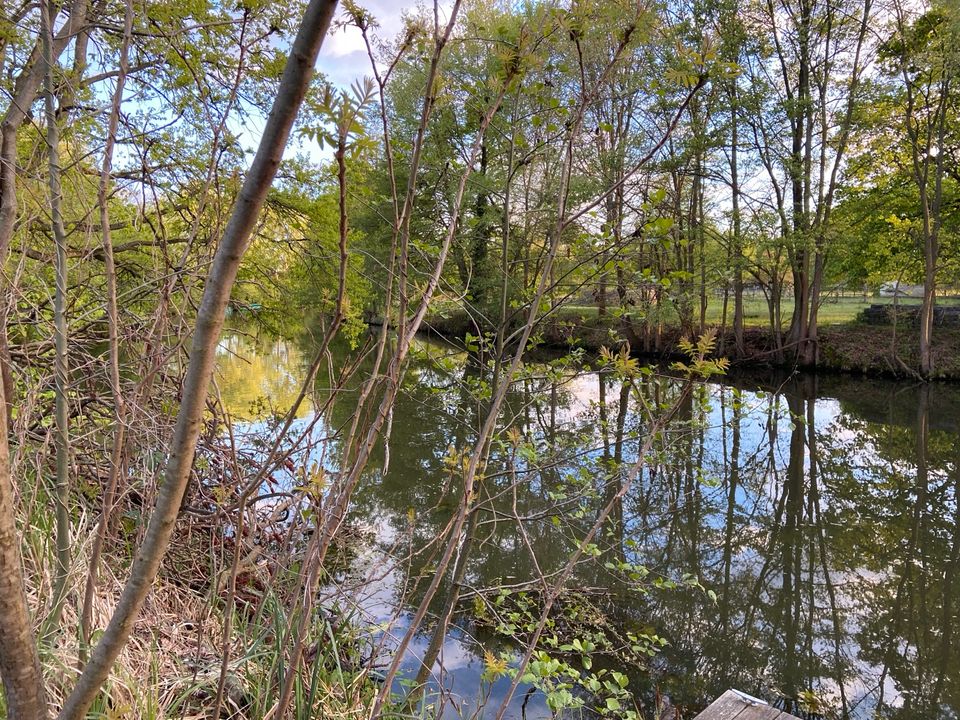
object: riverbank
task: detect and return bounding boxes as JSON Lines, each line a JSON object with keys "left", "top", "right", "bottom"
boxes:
{"left": 420, "top": 309, "right": 960, "bottom": 380}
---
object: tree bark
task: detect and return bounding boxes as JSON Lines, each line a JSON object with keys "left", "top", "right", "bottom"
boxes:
{"left": 730, "top": 84, "right": 744, "bottom": 356}
{"left": 0, "top": 389, "right": 47, "bottom": 718}
{"left": 0, "top": 0, "right": 87, "bottom": 429}
{"left": 41, "top": 0, "right": 73, "bottom": 632}
{"left": 0, "top": 1, "right": 88, "bottom": 715}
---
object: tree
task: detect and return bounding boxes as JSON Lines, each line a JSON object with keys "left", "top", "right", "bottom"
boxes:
{"left": 880, "top": 1, "right": 958, "bottom": 376}
{"left": 743, "top": 0, "right": 873, "bottom": 365}
{"left": 0, "top": 1, "right": 339, "bottom": 717}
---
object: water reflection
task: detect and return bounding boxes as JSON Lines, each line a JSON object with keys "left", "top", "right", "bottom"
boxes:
{"left": 216, "top": 331, "right": 960, "bottom": 719}
{"left": 216, "top": 333, "right": 313, "bottom": 419}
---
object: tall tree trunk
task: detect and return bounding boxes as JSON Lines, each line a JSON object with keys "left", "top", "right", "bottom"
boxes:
{"left": 81, "top": 0, "right": 134, "bottom": 646}
{"left": 41, "top": 0, "right": 73, "bottom": 632}
{"left": 804, "top": 250, "right": 825, "bottom": 366}
{"left": 919, "top": 197, "right": 938, "bottom": 376}
{"left": 57, "top": 3, "right": 339, "bottom": 717}
{"left": 0, "top": 1, "right": 87, "bottom": 714}
{"left": 0, "top": 0, "right": 86, "bottom": 429}
{"left": 903, "top": 71, "right": 949, "bottom": 378}
{"left": 0, "top": 389, "right": 47, "bottom": 718}
{"left": 698, "top": 167, "right": 707, "bottom": 335}
{"left": 918, "top": 78, "right": 948, "bottom": 377}
{"left": 784, "top": 0, "right": 812, "bottom": 357}
{"left": 730, "top": 84, "right": 745, "bottom": 356}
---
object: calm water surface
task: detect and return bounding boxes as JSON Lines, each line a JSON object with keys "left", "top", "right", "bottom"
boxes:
{"left": 217, "top": 331, "right": 960, "bottom": 719}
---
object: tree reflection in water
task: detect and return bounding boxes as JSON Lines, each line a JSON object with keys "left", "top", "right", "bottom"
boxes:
{"left": 218, "top": 333, "right": 960, "bottom": 719}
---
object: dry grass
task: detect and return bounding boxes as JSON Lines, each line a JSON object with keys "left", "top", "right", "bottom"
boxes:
{"left": 9, "top": 490, "right": 410, "bottom": 720}
{"left": 19, "top": 514, "right": 226, "bottom": 718}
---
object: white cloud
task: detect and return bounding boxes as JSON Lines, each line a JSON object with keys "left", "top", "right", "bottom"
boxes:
{"left": 319, "top": 2, "right": 409, "bottom": 61}
{"left": 315, "top": 2, "right": 457, "bottom": 86}
{"left": 321, "top": 23, "right": 370, "bottom": 59}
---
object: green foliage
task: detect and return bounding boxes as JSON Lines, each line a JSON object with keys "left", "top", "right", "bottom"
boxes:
{"left": 300, "top": 77, "right": 378, "bottom": 157}
{"left": 671, "top": 331, "right": 730, "bottom": 378}
{"left": 473, "top": 588, "right": 656, "bottom": 718}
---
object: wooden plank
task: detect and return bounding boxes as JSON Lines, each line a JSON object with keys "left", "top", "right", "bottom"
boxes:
{"left": 693, "top": 690, "right": 750, "bottom": 720}
{"left": 727, "top": 689, "right": 783, "bottom": 720}
{"left": 736, "top": 703, "right": 783, "bottom": 720}
{"left": 694, "top": 689, "right": 803, "bottom": 720}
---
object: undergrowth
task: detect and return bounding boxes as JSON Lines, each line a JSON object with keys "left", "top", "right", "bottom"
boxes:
{"left": 9, "top": 478, "right": 397, "bottom": 720}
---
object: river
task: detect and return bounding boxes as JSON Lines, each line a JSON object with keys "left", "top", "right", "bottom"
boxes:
{"left": 216, "top": 329, "right": 960, "bottom": 719}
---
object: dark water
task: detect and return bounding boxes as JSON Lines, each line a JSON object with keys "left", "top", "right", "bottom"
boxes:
{"left": 217, "top": 332, "right": 960, "bottom": 719}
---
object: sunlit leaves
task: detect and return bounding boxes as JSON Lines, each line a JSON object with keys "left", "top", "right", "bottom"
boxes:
{"left": 671, "top": 330, "right": 730, "bottom": 378}
{"left": 598, "top": 343, "right": 640, "bottom": 378}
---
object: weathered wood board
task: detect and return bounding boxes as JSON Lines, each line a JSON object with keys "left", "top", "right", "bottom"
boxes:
{"left": 693, "top": 689, "right": 803, "bottom": 720}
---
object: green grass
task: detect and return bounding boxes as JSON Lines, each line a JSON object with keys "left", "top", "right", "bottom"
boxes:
{"left": 559, "top": 295, "right": 959, "bottom": 328}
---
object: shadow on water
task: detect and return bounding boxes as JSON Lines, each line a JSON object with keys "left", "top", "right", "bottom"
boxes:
{"left": 217, "top": 330, "right": 960, "bottom": 719}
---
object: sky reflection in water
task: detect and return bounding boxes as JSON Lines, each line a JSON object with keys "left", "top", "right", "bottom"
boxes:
{"left": 217, "top": 331, "right": 960, "bottom": 719}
